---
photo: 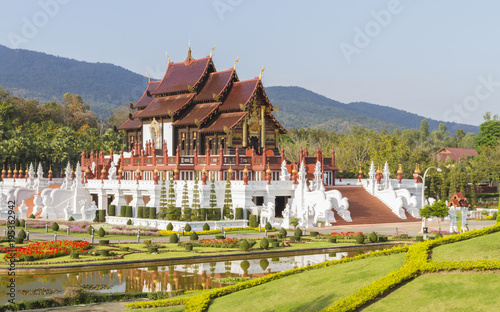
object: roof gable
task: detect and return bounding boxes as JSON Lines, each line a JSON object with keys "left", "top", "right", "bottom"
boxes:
{"left": 152, "top": 57, "right": 211, "bottom": 95}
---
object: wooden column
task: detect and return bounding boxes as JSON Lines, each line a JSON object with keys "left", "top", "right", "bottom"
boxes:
{"left": 260, "top": 106, "right": 265, "bottom": 148}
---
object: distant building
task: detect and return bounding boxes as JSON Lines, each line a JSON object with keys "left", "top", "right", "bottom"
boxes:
{"left": 433, "top": 147, "right": 477, "bottom": 162}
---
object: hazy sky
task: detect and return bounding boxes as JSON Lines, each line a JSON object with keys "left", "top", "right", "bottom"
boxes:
{"left": 1, "top": 0, "right": 499, "bottom": 126}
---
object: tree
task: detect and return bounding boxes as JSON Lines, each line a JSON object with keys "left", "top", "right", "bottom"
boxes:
{"left": 419, "top": 119, "right": 430, "bottom": 143}
{"left": 223, "top": 177, "right": 233, "bottom": 219}
{"left": 419, "top": 201, "right": 449, "bottom": 231}
{"left": 158, "top": 175, "right": 167, "bottom": 219}
{"left": 181, "top": 180, "right": 191, "bottom": 221}
{"left": 192, "top": 171, "right": 201, "bottom": 211}
{"left": 209, "top": 179, "right": 217, "bottom": 210}
{"left": 166, "top": 171, "right": 177, "bottom": 220}
{"left": 474, "top": 119, "right": 500, "bottom": 149}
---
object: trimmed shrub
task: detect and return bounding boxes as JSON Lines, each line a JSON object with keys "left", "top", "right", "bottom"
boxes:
{"left": 200, "top": 208, "right": 207, "bottom": 221}
{"left": 260, "top": 237, "right": 269, "bottom": 249}
{"left": 120, "top": 205, "right": 127, "bottom": 217}
{"left": 93, "top": 217, "right": 99, "bottom": 222}
{"left": 101, "top": 249, "right": 110, "bottom": 257}
{"left": 267, "top": 238, "right": 278, "bottom": 243}
{"left": 87, "top": 225, "right": 94, "bottom": 235}
{"left": 378, "top": 236, "right": 388, "bottom": 242}
{"left": 215, "top": 235, "right": 225, "bottom": 239}
{"left": 99, "top": 240, "right": 109, "bottom": 245}
{"left": 20, "top": 219, "right": 26, "bottom": 228}
{"left": 265, "top": 222, "right": 272, "bottom": 231}
{"left": 98, "top": 209, "right": 106, "bottom": 222}
{"left": 98, "top": 227, "right": 106, "bottom": 237}
{"left": 289, "top": 236, "right": 300, "bottom": 242}
{"left": 15, "top": 237, "right": 24, "bottom": 244}
{"left": 260, "top": 259, "right": 269, "bottom": 270}
{"left": 148, "top": 246, "right": 159, "bottom": 253}
{"left": 239, "top": 239, "right": 250, "bottom": 252}
{"left": 329, "top": 237, "right": 337, "bottom": 243}
{"left": 355, "top": 233, "right": 365, "bottom": 244}
{"left": 149, "top": 207, "right": 157, "bottom": 219}
{"left": 68, "top": 216, "right": 75, "bottom": 221}
{"left": 240, "top": 260, "right": 250, "bottom": 271}
{"left": 15, "top": 219, "right": 20, "bottom": 227}
{"left": 70, "top": 251, "right": 79, "bottom": 259}
{"left": 126, "top": 206, "right": 133, "bottom": 218}
{"left": 416, "top": 236, "right": 424, "bottom": 242}
{"left": 51, "top": 222, "right": 59, "bottom": 232}
{"left": 279, "top": 228, "right": 287, "bottom": 238}
{"left": 143, "top": 207, "right": 150, "bottom": 219}
{"left": 166, "top": 222, "right": 173, "bottom": 231}
{"left": 127, "top": 219, "right": 132, "bottom": 225}
{"left": 235, "top": 207, "right": 244, "bottom": 220}
{"left": 294, "top": 228, "right": 302, "bottom": 237}
{"left": 310, "top": 231, "right": 319, "bottom": 237}
{"left": 108, "top": 205, "right": 116, "bottom": 217}
{"left": 190, "top": 231, "right": 199, "bottom": 241}
{"left": 368, "top": 232, "right": 378, "bottom": 243}
{"left": 249, "top": 214, "right": 259, "bottom": 228}
{"left": 203, "top": 223, "right": 210, "bottom": 231}
{"left": 271, "top": 242, "right": 279, "bottom": 248}
{"left": 119, "top": 246, "right": 129, "bottom": 251}
{"left": 24, "top": 255, "right": 34, "bottom": 262}
{"left": 185, "top": 244, "right": 193, "bottom": 251}
{"left": 137, "top": 207, "right": 143, "bottom": 219}
{"left": 18, "top": 229, "right": 26, "bottom": 240}
{"left": 170, "top": 234, "right": 179, "bottom": 243}
{"left": 184, "top": 223, "right": 191, "bottom": 232}
{"left": 29, "top": 213, "right": 35, "bottom": 219}
{"left": 435, "top": 232, "right": 443, "bottom": 238}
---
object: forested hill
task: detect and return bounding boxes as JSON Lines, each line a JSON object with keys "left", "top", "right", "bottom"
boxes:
{"left": 267, "top": 86, "right": 479, "bottom": 134}
{"left": 0, "top": 44, "right": 479, "bottom": 133}
{"left": 0, "top": 44, "right": 146, "bottom": 117}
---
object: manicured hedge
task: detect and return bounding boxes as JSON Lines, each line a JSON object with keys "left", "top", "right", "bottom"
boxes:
{"left": 249, "top": 214, "right": 258, "bottom": 228}
{"left": 235, "top": 208, "right": 244, "bottom": 220}
{"left": 98, "top": 209, "right": 106, "bottom": 222}
{"left": 120, "top": 205, "right": 127, "bottom": 217}
{"left": 108, "top": 205, "right": 116, "bottom": 216}
{"left": 149, "top": 207, "right": 157, "bottom": 219}
{"left": 137, "top": 207, "right": 144, "bottom": 219}
{"left": 126, "top": 206, "right": 133, "bottom": 218}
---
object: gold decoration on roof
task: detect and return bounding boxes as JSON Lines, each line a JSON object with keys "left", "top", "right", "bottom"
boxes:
{"left": 414, "top": 163, "right": 421, "bottom": 174}
{"left": 13, "top": 164, "right": 17, "bottom": 174}
{"left": 101, "top": 167, "right": 106, "bottom": 174}
{"left": 118, "top": 166, "right": 123, "bottom": 174}
{"left": 243, "top": 164, "right": 248, "bottom": 174}
{"left": 136, "top": 164, "right": 141, "bottom": 173}
{"left": 202, "top": 165, "right": 207, "bottom": 173}
{"left": 146, "top": 72, "right": 150, "bottom": 83}
{"left": 259, "top": 66, "right": 266, "bottom": 80}
{"left": 210, "top": 44, "right": 216, "bottom": 58}
{"left": 266, "top": 164, "right": 271, "bottom": 174}
{"left": 154, "top": 166, "right": 159, "bottom": 174}
{"left": 397, "top": 164, "right": 403, "bottom": 174}
{"left": 233, "top": 56, "right": 239, "bottom": 70}
{"left": 165, "top": 51, "right": 170, "bottom": 63}
{"left": 228, "top": 165, "right": 233, "bottom": 174}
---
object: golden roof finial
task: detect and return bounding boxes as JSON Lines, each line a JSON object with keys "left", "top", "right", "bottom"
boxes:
{"left": 259, "top": 65, "right": 266, "bottom": 80}
{"left": 233, "top": 56, "right": 239, "bottom": 70}
{"left": 165, "top": 51, "right": 170, "bottom": 63}
{"left": 186, "top": 40, "right": 194, "bottom": 61}
{"left": 243, "top": 164, "right": 248, "bottom": 174}
{"left": 210, "top": 44, "right": 216, "bottom": 58}
{"left": 228, "top": 165, "right": 233, "bottom": 174}
{"left": 146, "top": 72, "right": 151, "bottom": 83}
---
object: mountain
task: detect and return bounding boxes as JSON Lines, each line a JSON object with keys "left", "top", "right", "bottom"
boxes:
{"left": 0, "top": 45, "right": 479, "bottom": 133}
{"left": 0, "top": 44, "right": 146, "bottom": 117}
{"left": 267, "top": 86, "right": 479, "bottom": 134}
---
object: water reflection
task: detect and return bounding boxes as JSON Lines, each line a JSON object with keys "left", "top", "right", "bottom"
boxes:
{"left": 0, "top": 249, "right": 371, "bottom": 302}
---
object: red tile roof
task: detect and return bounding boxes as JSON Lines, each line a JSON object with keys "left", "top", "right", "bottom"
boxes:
{"left": 433, "top": 148, "right": 478, "bottom": 162}
{"left": 134, "top": 93, "right": 195, "bottom": 118}
{"left": 117, "top": 117, "right": 141, "bottom": 130}
{"left": 194, "top": 69, "right": 235, "bottom": 102}
{"left": 152, "top": 57, "right": 211, "bottom": 95}
{"left": 172, "top": 102, "right": 221, "bottom": 127}
{"left": 199, "top": 112, "right": 247, "bottom": 133}
{"left": 134, "top": 80, "right": 160, "bottom": 109}
{"left": 219, "top": 79, "right": 259, "bottom": 112}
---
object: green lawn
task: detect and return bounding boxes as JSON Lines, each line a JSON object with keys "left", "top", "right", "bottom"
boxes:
{"left": 208, "top": 253, "right": 406, "bottom": 312}
{"left": 431, "top": 231, "right": 500, "bottom": 262}
{"left": 365, "top": 273, "right": 500, "bottom": 312}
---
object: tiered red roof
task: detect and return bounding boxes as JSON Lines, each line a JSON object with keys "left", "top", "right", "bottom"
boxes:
{"left": 172, "top": 102, "right": 220, "bottom": 127}
{"left": 134, "top": 80, "right": 161, "bottom": 109}
{"left": 117, "top": 117, "right": 141, "bottom": 130}
{"left": 219, "top": 79, "right": 259, "bottom": 112}
{"left": 200, "top": 112, "right": 247, "bottom": 133}
{"left": 448, "top": 192, "right": 470, "bottom": 207}
{"left": 134, "top": 93, "right": 195, "bottom": 119}
{"left": 433, "top": 148, "right": 478, "bottom": 162}
{"left": 152, "top": 57, "right": 212, "bottom": 95}
{"left": 194, "top": 69, "right": 235, "bottom": 102}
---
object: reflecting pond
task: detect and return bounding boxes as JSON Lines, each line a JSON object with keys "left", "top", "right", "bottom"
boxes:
{"left": 0, "top": 247, "right": 387, "bottom": 303}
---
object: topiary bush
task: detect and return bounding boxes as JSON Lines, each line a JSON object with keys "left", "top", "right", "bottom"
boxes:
{"left": 148, "top": 246, "right": 159, "bottom": 253}
{"left": 98, "top": 227, "right": 106, "bottom": 237}
{"left": 329, "top": 237, "right": 337, "bottom": 243}
{"left": 15, "top": 219, "right": 20, "bottom": 227}
{"left": 239, "top": 239, "right": 250, "bottom": 252}
{"left": 368, "top": 232, "right": 378, "bottom": 243}
{"left": 149, "top": 207, "right": 157, "bottom": 219}
{"left": 126, "top": 206, "right": 133, "bottom": 218}
{"left": 279, "top": 228, "right": 287, "bottom": 238}
{"left": 70, "top": 251, "right": 79, "bottom": 259}
{"left": 93, "top": 217, "right": 99, "bottom": 222}
{"left": 143, "top": 207, "right": 150, "bottom": 219}
{"left": 260, "top": 237, "right": 269, "bottom": 249}
{"left": 18, "top": 229, "right": 26, "bottom": 240}
{"left": 120, "top": 205, "right": 127, "bottom": 217}
{"left": 108, "top": 205, "right": 116, "bottom": 217}
{"left": 184, "top": 244, "right": 193, "bottom": 251}
{"left": 20, "top": 219, "right": 26, "bottom": 228}
{"left": 29, "top": 213, "right": 35, "bottom": 219}
{"left": 98, "top": 209, "right": 106, "bottom": 222}
{"left": 87, "top": 225, "right": 94, "bottom": 235}
{"left": 355, "top": 233, "right": 365, "bottom": 244}
{"left": 170, "top": 234, "right": 179, "bottom": 243}
{"left": 167, "top": 222, "right": 173, "bottom": 231}
{"left": 294, "top": 228, "right": 302, "bottom": 237}
{"left": 265, "top": 222, "right": 272, "bottom": 231}
{"left": 203, "top": 223, "right": 210, "bottom": 231}
{"left": 101, "top": 249, "right": 110, "bottom": 257}
{"left": 260, "top": 259, "right": 269, "bottom": 270}
{"left": 235, "top": 207, "right": 244, "bottom": 220}
{"left": 137, "top": 207, "right": 143, "bottom": 219}
{"left": 289, "top": 236, "right": 300, "bottom": 242}
{"left": 310, "top": 231, "right": 319, "bottom": 237}
{"left": 15, "top": 237, "right": 24, "bottom": 244}
{"left": 435, "top": 232, "right": 443, "bottom": 238}
{"left": 249, "top": 214, "right": 258, "bottom": 228}
{"left": 184, "top": 223, "right": 191, "bottom": 232}
{"left": 127, "top": 219, "right": 132, "bottom": 225}
{"left": 271, "top": 242, "right": 279, "bottom": 248}
{"left": 190, "top": 231, "right": 199, "bottom": 241}
{"left": 378, "top": 236, "right": 388, "bottom": 242}
{"left": 68, "top": 216, "right": 75, "bottom": 221}
{"left": 51, "top": 222, "right": 59, "bottom": 232}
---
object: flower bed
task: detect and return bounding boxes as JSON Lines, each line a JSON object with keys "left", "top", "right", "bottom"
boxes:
{"left": 0, "top": 240, "right": 91, "bottom": 261}
{"left": 179, "top": 238, "right": 239, "bottom": 248}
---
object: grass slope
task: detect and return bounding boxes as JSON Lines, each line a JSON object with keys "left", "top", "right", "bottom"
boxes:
{"left": 365, "top": 273, "right": 500, "bottom": 312}
{"left": 208, "top": 253, "right": 405, "bottom": 312}
{"left": 431, "top": 230, "right": 500, "bottom": 262}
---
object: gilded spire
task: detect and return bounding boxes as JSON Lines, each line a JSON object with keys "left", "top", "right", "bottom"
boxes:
{"left": 146, "top": 72, "right": 151, "bottom": 83}
{"left": 210, "top": 44, "right": 216, "bottom": 58}
{"left": 259, "top": 65, "right": 266, "bottom": 80}
{"left": 165, "top": 51, "right": 170, "bottom": 63}
{"left": 233, "top": 56, "right": 239, "bottom": 70}
{"left": 186, "top": 40, "right": 194, "bottom": 61}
